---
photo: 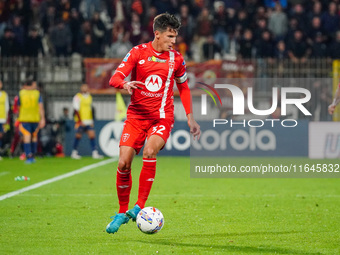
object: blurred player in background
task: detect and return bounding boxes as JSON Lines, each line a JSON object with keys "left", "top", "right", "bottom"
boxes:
{"left": 71, "top": 84, "right": 103, "bottom": 159}
{"left": 9, "top": 94, "right": 22, "bottom": 158}
{"left": 18, "top": 79, "right": 45, "bottom": 164}
{"left": 106, "top": 13, "right": 201, "bottom": 234}
{"left": 328, "top": 84, "right": 340, "bottom": 115}
{"left": 0, "top": 80, "right": 9, "bottom": 160}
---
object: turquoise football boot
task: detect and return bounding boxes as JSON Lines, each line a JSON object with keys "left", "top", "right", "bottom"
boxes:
{"left": 126, "top": 204, "right": 141, "bottom": 222}
{"left": 106, "top": 213, "right": 129, "bottom": 234}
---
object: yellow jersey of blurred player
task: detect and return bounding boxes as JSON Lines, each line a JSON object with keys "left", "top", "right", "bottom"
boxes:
{"left": 71, "top": 84, "right": 103, "bottom": 159}
{"left": 18, "top": 79, "right": 45, "bottom": 164}
{"left": 0, "top": 80, "right": 9, "bottom": 160}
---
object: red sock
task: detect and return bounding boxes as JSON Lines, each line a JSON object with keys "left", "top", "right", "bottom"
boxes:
{"left": 136, "top": 158, "right": 156, "bottom": 208}
{"left": 116, "top": 168, "right": 132, "bottom": 213}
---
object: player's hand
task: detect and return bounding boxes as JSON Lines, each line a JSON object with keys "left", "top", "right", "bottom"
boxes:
{"left": 187, "top": 114, "right": 201, "bottom": 140}
{"left": 76, "top": 121, "right": 85, "bottom": 127}
{"left": 328, "top": 104, "right": 336, "bottom": 115}
{"left": 123, "top": 81, "right": 145, "bottom": 95}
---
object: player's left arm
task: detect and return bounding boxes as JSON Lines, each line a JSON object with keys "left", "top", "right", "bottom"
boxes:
{"left": 38, "top": 94, "right": 46, "bottom": 128}
{"left": 175, "top": 56, "right": 201, "bottom": 140}
{"left": 328, "top": 85, "right": 340, "bottom": 115}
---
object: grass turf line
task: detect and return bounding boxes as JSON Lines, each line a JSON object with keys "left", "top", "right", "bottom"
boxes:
{"left": 0, "top": 157, "right": 339, "bottom": 254}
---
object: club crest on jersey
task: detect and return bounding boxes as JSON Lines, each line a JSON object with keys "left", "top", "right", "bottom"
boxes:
{"left": 148, "top": 56, "right": 166, "bottom": 63}
{"left": 169, "top": 60, "right": 175, "bottom": 69}
{"left": 145, "top": 75, "right": 162, "bottom": 92}
{"left": 122, "top": 133, "right": 130, "bottom": 142}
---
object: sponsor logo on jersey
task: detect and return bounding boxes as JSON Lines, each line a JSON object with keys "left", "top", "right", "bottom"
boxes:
{"left": 141, "top": 91, "right": 163, "bottom": 97}
{"left": 139, "top": 59, "right": 145, "bottom": 64}
{"left": 123, "top": 53, "right": 130, "bottom": 62}
{"left": 145, "top": 75, "right": 162, "bottom": 92}
{"left": 118, "top": 63, "right": 125, "bottom": 68}
{"left": 148, "top": 56, "right": 166, "bottom": 63}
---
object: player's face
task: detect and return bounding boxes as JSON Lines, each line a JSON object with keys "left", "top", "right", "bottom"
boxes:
{"left": 156, "top": 28, "right": 178, "bottom": 52}
{"left": 81, "top": 84, "right": 89, "bottom": 93}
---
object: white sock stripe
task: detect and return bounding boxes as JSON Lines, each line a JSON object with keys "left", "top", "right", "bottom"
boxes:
{"left": 143, "top": 159, "right": 157, "bottom": 163}
{"left": 118, "top": 185, "right": 130, "bottom": 189}
{"left": 117, "top": 168, "right": 131, "bottom": 174}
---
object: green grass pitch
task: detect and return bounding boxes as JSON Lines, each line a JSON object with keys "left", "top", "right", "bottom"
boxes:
{"left": 0, "top": 157, "right": 339, "bottom": 254}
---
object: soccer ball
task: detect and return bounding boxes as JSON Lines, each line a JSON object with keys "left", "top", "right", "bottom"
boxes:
{"left": 136, "top": 207, "right": 164, "bottom": 234}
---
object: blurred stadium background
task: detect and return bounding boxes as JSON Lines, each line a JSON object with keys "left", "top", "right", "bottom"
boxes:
{"left": 1, "top": 0, "right": 340, "bottom": 157}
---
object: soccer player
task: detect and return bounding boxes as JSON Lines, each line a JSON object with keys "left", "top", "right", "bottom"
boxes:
{"left": 18, "top": 79, "right": 45, "bottom": 164}
{"left": 0, "top": 80, "right": 9, "bottom": 160}
{"left": 71, "top": 84, "right": 103, "bottom": 159}
{"left": 106, "top": 13, "right": 201, "bottom": 234}
{"left": 328, "top": 84, "right": 340, "bottom": 115}
{"left": 10, "top": 94, "right": 25, "bottom": 159}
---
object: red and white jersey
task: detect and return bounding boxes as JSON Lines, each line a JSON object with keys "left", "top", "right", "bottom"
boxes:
{"left": 109, "top": 41, "right": 189, "bottom": 120}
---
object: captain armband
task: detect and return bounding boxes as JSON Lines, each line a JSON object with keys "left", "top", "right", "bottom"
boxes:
{"left": 175, "top": 72, "right": 187, "bottom": 84}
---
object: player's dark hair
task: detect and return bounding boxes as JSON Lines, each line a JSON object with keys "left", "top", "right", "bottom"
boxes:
{"left": 153, "top": 13, "right": 181, "bottom": 33}
{"left": 24, "top": 76, "right": 34, "bottom": 86}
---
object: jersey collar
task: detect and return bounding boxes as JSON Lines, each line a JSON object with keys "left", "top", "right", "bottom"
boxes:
{"left": 149, "top": 41, "right": 167, "bottom": 56}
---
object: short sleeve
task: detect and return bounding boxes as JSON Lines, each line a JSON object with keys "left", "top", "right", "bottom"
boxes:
{"left": 73, "top": 94, "right": 80, "bottom": 111}
{"left": 114, "top": 47, "right": 140, "bottom": 78}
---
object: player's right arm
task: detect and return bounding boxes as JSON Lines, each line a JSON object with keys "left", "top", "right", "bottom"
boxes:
{"left": 73, "top": 94, "right": 82, "bottom": 125}
{"left": 328, "top": 84, "right": 340, "bottom": 115}
{"left": 109, "top": 48, "right": 145, "bottom": 94}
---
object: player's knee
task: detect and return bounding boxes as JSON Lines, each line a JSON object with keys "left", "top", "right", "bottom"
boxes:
{"left": 118, "top": 158, "right": 132, "bottom": 170}
{"left": 143, "top": 147, "right": 157, "bottom": 158}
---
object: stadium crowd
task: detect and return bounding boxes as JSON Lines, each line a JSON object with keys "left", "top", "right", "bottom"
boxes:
{"left": 1, "top": 0, "right": 340, "bottom": 62}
